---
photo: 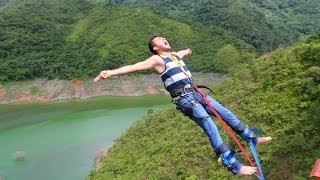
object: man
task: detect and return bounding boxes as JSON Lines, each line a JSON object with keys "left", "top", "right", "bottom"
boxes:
{"left": 94, "top": 36, "right": 272, "bottom": 176}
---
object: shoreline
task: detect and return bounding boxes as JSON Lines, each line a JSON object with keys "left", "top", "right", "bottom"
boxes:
{"left": 0, "top": 73, "right": 224, "bottom": 104}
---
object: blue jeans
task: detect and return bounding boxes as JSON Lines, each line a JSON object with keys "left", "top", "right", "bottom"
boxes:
{"left": 174, "top": 91, "right": 243, "bottom": 155}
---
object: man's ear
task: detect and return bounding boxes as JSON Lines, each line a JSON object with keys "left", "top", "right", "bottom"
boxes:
{"left": 153, "top": 46, "right": 159, "bottom": 52}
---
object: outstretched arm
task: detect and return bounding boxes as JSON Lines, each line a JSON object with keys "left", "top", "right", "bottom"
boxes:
{"left": 93, "top": 56, "right": 161, "bottom": 82}
{"left": 175, "top": 48, "right": 192, "bottom": 59}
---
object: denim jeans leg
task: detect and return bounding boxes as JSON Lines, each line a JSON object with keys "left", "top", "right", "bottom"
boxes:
{"left": 205, "top": 96, "right": 241, "bottom": 128}
{"left": 177, "top": 95, "right": 224, "bottom": 153}
{"left": 177, "top": 94, "right": 244, "bottom": 174}
{"left": 192, "top": 110, "right": 224, "bottom": 154}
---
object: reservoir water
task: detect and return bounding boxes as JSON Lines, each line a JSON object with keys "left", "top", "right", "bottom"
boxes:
{"left": 0, "top": 95, "right": 171, "bottom": 180}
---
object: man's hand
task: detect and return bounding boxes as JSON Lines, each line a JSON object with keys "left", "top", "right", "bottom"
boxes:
{"left": 93, "top": 70, "right": 111, "bottom": 82}
{"left": 176, "top": 48, "right": 192, "bottom": 59}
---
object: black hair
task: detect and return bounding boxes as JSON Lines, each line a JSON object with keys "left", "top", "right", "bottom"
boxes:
{"left": 148, "top": 35, "right": 158, "bottom": 54}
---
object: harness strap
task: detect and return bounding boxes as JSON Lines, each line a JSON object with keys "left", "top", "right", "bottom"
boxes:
{"left": 234, "top": 122, "right": 258, "bottom": 146}
{"left": 217, "top": 143, "right": 241, "bottom": 174}
{"left": 197, "top": 85, "right": 214, "bottom": 94}
{"left": 249, "top": 140, "right": 265, "bottom": 180}
{"left": 171, "top": 55, "right": 191, "bottom": 78}
{"left": 240, "top": 128, "right": 258, "bottom": 146}
{"left": 218, "top": 150, "right": 242, "bottom": 174}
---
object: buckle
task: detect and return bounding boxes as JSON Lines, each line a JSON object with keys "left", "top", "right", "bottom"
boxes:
{"left": 172, "top": 96, "right": 181, "bottom": 104}
{"left": 171, "top": 85, "right": 194, "bottom": 98}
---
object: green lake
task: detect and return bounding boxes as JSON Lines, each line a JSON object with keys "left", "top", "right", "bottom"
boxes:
{"left": 0, "top": 95, "right": 171, "bottom": 180}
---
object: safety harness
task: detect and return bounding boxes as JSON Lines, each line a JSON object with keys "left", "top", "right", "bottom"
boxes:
{"left": 170, "top": 54, "right": 265, "bottom": 179}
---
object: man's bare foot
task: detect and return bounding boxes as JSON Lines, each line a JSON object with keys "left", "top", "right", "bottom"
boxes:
{"left": 256, "top": 136, "right": 272, "bottom": 146}
{"left": 237, "top": 166, "right": 257, "bottom": 176}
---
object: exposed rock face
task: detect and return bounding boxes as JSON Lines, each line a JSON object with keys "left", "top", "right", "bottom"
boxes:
{"left": 0, "top": 73, "right": 223, "bottom": 104}
{"left": 12, "top": 151, "right": 27, "bottom": 161}
{"left": 93, "top": 149, "right": 108, "bottom": 170}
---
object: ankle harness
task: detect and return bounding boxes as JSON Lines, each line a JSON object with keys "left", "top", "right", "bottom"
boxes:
{"left": 233, "top": 122, "right": 258, "bottom": 146}
{"left": 217, "top": 143, "right": 242, "bottom": 174}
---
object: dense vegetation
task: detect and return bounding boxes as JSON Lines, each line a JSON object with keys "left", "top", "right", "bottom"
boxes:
{"left": 89, "top": 36, "right": 320, "bottom": 179}
{"left": 215, "top": 35, "right": 320, "bottom": 179}
{"left": 106, "top": 0, "right": 320, "bottom": 53}
{"left": 1, "top": 0, "right": 319, "bottom": 81}
{"left": 0, "top": 0, "right": 251, "bottom": 81}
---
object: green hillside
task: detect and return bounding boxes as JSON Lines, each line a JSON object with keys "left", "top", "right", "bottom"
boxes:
{"left": 250, "top": 0, "right": 320, "bottom": 35}
{"left": 106, "top": 0, "right": 320, "bottom": 53}
{"left": 0, "top": 0, "right": 252, "bottom": 81}
{"left": 88, "top": 36, "right": 320, "bottom": 179}
{"left": 2, "top": 0, "right": 319, "bottom": 81}
{"left": 214, "top": 35, "right": 320, "bottom": 178}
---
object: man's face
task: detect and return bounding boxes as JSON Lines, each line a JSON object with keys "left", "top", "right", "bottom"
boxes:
{"left": 152, "top": 36, "right": 171, "bottom": 52}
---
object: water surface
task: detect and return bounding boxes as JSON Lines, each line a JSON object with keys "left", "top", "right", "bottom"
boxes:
{"left": 0, "top": 95, "right": 171, "bottom": 180}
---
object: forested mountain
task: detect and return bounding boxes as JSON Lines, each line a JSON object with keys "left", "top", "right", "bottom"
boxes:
{"left": 89, "top": 35, "right": 320, "bottom": 179}
{"left": 106, "top": 0, "right": 320, "bottom": 52}
{"left": 0, "top": 0, "right": 251, "bottom": 81}
{"left": 1, "top": 0, "right": 319, "bottom": 81}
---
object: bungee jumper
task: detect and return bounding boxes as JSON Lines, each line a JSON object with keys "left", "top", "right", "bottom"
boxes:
{"left": 93, "top": 35, "right": 272, "bottom": 176}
